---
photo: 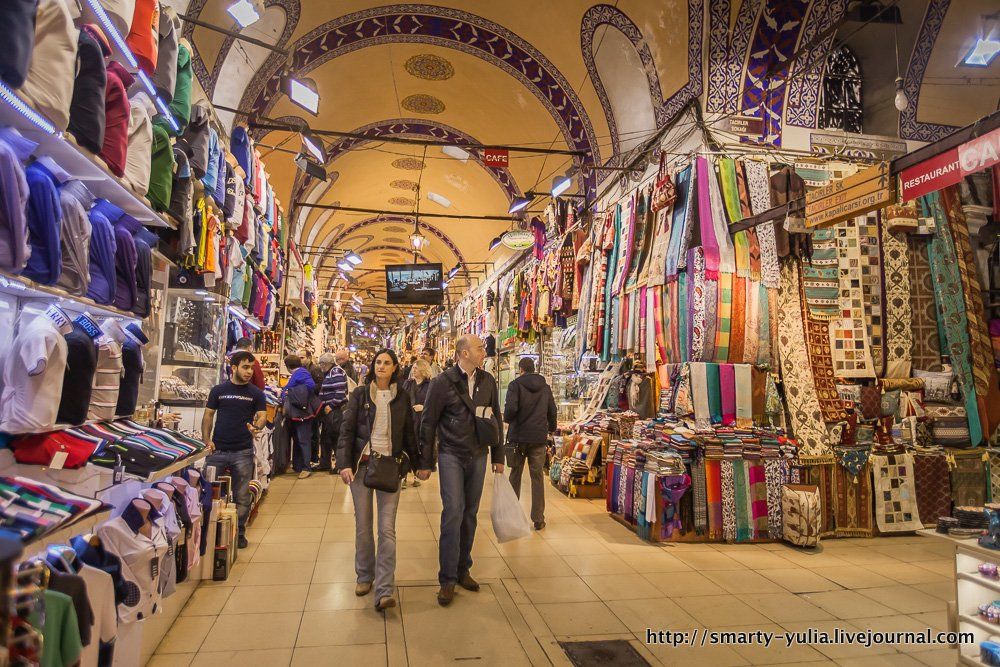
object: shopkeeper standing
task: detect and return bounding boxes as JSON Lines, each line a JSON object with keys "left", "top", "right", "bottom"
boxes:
{"left": 202, "top": 350, "right": 267, "bottom": 549}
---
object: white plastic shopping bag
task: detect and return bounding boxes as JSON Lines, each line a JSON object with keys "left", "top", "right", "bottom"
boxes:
{"left": 490, "top": 472, "right": 532, "bottom": 543}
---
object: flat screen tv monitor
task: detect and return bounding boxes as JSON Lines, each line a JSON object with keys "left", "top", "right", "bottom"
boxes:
{"left": 385, "top": 263, "right": 444, "bottom": 305}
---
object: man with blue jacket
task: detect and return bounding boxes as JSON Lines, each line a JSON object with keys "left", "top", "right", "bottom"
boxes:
{"left": 282, "top": 355, "right": 320, "bottom": 479}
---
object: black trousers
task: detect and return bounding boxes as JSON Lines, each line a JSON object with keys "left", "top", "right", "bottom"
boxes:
{"left": 317, "top": 408, "right": 342, "bottom": 471}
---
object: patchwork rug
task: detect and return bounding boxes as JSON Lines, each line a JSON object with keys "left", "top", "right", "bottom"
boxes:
{"left": 871, "top": 452, "right": 922, "bottom": 533}
{"left": 832, "top": 219, "right": 876, "bottom": 378}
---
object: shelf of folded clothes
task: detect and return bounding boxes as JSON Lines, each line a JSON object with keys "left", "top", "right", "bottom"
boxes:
{"left": 0, "top": 87, "right": 175, "bottom": 230}
{"left": 0, "top": 476, "right": 109, "bottom": 550}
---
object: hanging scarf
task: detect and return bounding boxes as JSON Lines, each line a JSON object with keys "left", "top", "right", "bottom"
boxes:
{"left": 706, "top": 362, "right": 723, "bottom": 425}
{"left": 719, "top": 363, "right": 737, "bottom": 426}
{"left": 744, "top": 160, "right": 780, "bottom": 288}
{"left": 696, "top": 157, "right": 721, "bottom": 279}
{"left": 613, "top": 197, "right": 636, "bottom": 295}
{"left": 647, "top": 205, "right": 672, "bottom": 287}
{"left": 677, "top": 274, "right": 689, "bottom": 362}
{"left": 743, "top": 278, "right": 760, "bottom": 364}
{"left": 719, "top": 158, "right": 745, "bottom": 225}
{"left": 921, "top": 191, "right": 984, "bottom": 445}
{"left": 800, "top": 227, "right": 839, "bottom": 320}
{"left": 763, "top": 459, "right": 786, "bottom": 539}
{"left": 714, "top": 273, "right": 733, "bottom": 362}
{"left": 705, "top": 459, "right": 723, "bottom": 540}
{"left": 665, "top": 166, "right": 694, "bottom": 278}
{"left": 777, "top": 261, "right": 833, "bottom": 461}
{"left": 690, "top": 361, "right": 711, "bottom": 427}
{"left": 907, "top": 236, "right": 943, "bottom": 371}
{"left": 748, "top": 462, "right": 769, "bottom": 540}
{"left": 733, "top": 460, "right": 752, "bottom": 543}
{"left": 691, "top": 458, "right": 708, "bottom": 536}
{"left": 708, "top": 159, "right": 736, "bottom": 274}
{"left": 721, "top": 461, "right": 737, "bottom": 542}
{"left": 858, "top": 214, "right": 885, "bottom": 375}
{"left": 735, "top": 364, "right": 753, "bottom": 427}
{"left": 757, "top": 284, "right": 772, "bottom": 366}
{"left": 686, "top": 247, "right": 707, "bottom": 362}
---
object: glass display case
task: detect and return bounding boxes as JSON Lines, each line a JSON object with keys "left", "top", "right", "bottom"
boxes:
{"left": 158, "top": 288, "right": 225, "bottom": 406}
{"left": 540, "top": 328, "right": 601, "bottom": 426}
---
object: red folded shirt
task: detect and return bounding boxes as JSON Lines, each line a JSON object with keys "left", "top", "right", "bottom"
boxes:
{"left": 11, "top": 431, "right": 100, "bottom": 469}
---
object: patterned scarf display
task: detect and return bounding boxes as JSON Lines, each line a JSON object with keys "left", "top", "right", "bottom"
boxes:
{"left": 690, "top": 361, "right": 711, "bottom": 428}
{"left": 733, "top": 460, "right": 753, "bottom": 542}
{"left": 697, "top": 158, "right": 722, "bottom": 278}
{"left": 665, "top": 166, "right": 694, "bottom": 277}
{"left": 743, "top": 278, "right": 761, "bottom": 364}
{"left": 833, "top": 460, "right": 874, "bottom": 537}
{"left": 942, "top": 187, "right": 1000, "bottom": 441}
{"left": 950, "top": 449, "right": 987, "bottom": 507}
{"left": 715, "top": 273, "right": 733, "bottom": 362}
{"left": 744, "top": 160, "right": 781, "bottom": 288}
{"left": 763, "top": 459, "right": 787, "bottom": 539}
{"left": 706, "top": 363, "right": 723, "bottom": 425}
{"left": 647, "top": 206, "right": 672, "bottom": 288}
{"left": 777, "top": 262, "right": 833, "bottom": 461}
{"left": 721, "top": 461, "right": 737, "bottom": 542}
{"left": 906, "top": 237, "right": 943, "bottom": 371}
{"left": 878, "top": 223, "right": 913, "bottom": 378}
{"left": 921, "top": 191, "right": 983, "bottom": 445}
{"left": 803, "top": 245, "right": 849, "bottom": 423}
{"left": 871, "top": 453, "right": 922, "bottom": 533}
{"left": 691, "top": 458, "right": 708, "bottom": 535}
{"left": 707, "top": 158, "right": 736, "bottom": 274}
{"left": 687, "top": 248, "right": 707, "bottom": 362}
{"left": 719, "top": 363, "right": 736, "bottom": 426}
{"left": 729, "top": 276, "right": 747, "bottom": 363}
{"left": 735, "top": 364, "right": 754, "bottom": 427}
{"left": 706, "top": 459, "right": 723, "bottom": 540}
{"left": 801, "top": 227, "right": 839, "bottom": 319}
{"left": 832, "top": 218, "right": 876, "bottom": 378}
{"left": 913, "top": 451, "right": 952, "bottom": 525}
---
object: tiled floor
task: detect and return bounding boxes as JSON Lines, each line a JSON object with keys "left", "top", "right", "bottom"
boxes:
{"left": 149, "top": 473, "right": 960, "bottom": 666}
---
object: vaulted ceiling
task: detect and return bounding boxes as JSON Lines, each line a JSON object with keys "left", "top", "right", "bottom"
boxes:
{"left": 166, "top": 0, "right": 1000, "bottom": 315}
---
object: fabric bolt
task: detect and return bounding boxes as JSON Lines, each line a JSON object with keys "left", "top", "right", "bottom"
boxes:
{"left": 0, "top": 129, "right": 33, "bottom": 273}
{"left": 906, "top": 237, "right": 942, "bottom": 371}
{"left": 913, "top": 451, "right": 952, "bottom": 525}
{"left": 100, "top": 62, "right": 135, "bottom": 178}
{"left": 23, "top": 161, "right": 63, "bottom": 285}
{"left": 871, "top": 453, "right": 922, "bottom": 533}
{"left": 881, "top": 224, "right": 913, "bottom": 378}
{"left": 777, "top": 262, "right": 832, "bottom": 461}
{"left": 19, "top": 0, "right": 78, "bottom": 132}
{"left": 68, "top": 25, "right": 109, "bottom": 154}
{"left": 921, "top": 191, "right": 984, "bottom": 446}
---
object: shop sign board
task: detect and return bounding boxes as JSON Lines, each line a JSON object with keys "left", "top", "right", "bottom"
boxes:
{"left": 899, "top": 126, "right": 1000, "bottom": 200}
{"left": 717, "top": 115, "right": 764, "bottom": 137}
{"left": 483, "top": 148, "right": 509, "bottom": 168}
{"left": 810, "top": 131, "right": 907, "bottom": 160}
{"left": 805, "top": 162, "right": 893, "bottom": 228}
{"left": 501, "top": 229, "right": 534, "bottom": 250}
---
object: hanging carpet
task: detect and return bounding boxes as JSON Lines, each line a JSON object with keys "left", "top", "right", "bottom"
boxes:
{"left": 871, "top": 452, "right": 922, "bottom": 533}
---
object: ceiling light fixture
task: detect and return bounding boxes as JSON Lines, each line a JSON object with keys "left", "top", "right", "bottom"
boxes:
{"left": 352, "top": 294, "right": 363, "bottom": 304}
{"left": 410, "top": 223, "right": 427, "bottom": 251}
{"left": 508, "top": 196, "right": 532, "bottom": 214}
{"left": 551, "top": 176, "right": 572, "bottom": 198}
{"left": 963, "top": 36, "right": 1000, "bottom": 67}
{"left": 427, "top": 192, "right": 451, "bottom": 208}
{"left": 448, "top": 264, "right": 461, "bottom": 280}
{"left": 301, "top": 132, "right": 326, "bottom": 163}
{"left": 442, "top": 146, "right": 470, "bottom": 162}
{"left": 488, "top": 236, "right": 502, "bottom": 251}
{"left": 350, "top": 303, "right": 361, "bottom": 313}
{"left": 893, "top": 77, "right": 908, "bottom": 112}
{"left": 284, "top": 75, "right": 320, "bottom": 115}
{"left": 337, "top": 259, "right": 354, "bottom": 272}
{"left": 345, "top": 250, "right": 363, "bottom": 265}
{"left": 226, "top": 0, "right": 261, "bottom": 28}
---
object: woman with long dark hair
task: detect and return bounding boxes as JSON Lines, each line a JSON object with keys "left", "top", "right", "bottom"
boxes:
{"left": 335, "top": 348, "right": 420, "bottom": 611}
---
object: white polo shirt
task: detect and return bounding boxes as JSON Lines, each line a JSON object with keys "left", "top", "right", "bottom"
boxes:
{"left": 0, "top": 313, "right": 67, "bottom": 433}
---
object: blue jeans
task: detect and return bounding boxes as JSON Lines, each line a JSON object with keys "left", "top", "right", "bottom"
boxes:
{"left": 205, "top": 448, "right": 254, "bottom": 536}
{"left": 438, "top": 449, "right": 488, "bottom": 585}
{"left": 290, "top": 419, "right": 314, "bottom": 472}
{"left": 350, "top": 462, "right": 401, "bottom": 601}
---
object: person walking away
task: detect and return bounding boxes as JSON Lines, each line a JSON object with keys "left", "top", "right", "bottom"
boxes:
{"left": 417, "top": 334, "right": 503, "bottom": 607}
{"left": 202, "top": 351, "right": 266, "bottom": 548}
{"left": 282, "top": 355, "right": 320, "bottom": 479}
{"left": 317, "top": 352, "right": 348, "bottom": 473}
{"left": 336, "top": 347, "right": 360, "bottom": 384}
{"left": 336, "top": 349, "right": 418, "bottom": 612}
{"left": 228, "top": 337, "right": 265, "bottom": 390}
{"left": 402, "top": 359, "right": 433, "bottom": 489}
{"left": 299, "top": 349, "right": 325, "bottom": 465}
{"left": 503, "top": 357, "right": 557, "bottom": 530}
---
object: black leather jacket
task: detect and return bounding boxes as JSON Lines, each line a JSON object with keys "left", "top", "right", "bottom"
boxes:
{"left": 335, "top": 383, "right": 418, "bottom": 474}
{"left": 503, "top": 373, "right": 557, "bottom": 444}
{"left": 419, "top": 365, "right": 503, "bottom": 468}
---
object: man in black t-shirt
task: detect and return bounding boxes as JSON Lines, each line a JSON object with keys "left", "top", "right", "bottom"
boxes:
{"left": 202, "top": 351, "right": 267, "bottom": 548}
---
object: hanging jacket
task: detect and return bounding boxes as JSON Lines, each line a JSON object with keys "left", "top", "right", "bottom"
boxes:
{"left": 0, "top": 0, "right": 38, "bottom": 89}
{"left": 100, "top": 62, "right": 136, "bottom": 178}
{"left": 0, "top": 129, "right": 33, "bottom": 273}
{"left": 22, "top": 161, "right": 63, "bottom": 285}
{"left": 148, "top": 124, "right": 175, "bottom": 212}
{"left": 86, "top": 204, "right": 117, "bottom": 304}
{"left": 126, "top": 0, "right": 158, "bottom": 76}
{"left": 152, "top": 5, "right": 177, "bottom": 101}
{"left": 123, "top": 93, "right": 155, "bottom": 196}
{"left": 19, "top": 0, "right": 79, "bottom": 132}
{"left": 68, "top": 24, "right": 109, "bottom": 154}
{"left": 158, "top": 41, "right": 191, "bottom": 135}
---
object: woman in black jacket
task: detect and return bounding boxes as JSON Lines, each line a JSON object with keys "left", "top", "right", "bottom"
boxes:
{"left": 402, "top": 358, "right": 433, "bottom": 489}
{"left": 336, "top": 348, "right": 417, "bottom": 612}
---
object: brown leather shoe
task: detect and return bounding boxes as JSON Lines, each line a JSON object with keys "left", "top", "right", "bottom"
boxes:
{"left": 355, "top": 582, "right": 372, "bottom": 596}
{"left": 376, "top": 596, "right": 396, "bottom": 612}
{"left": 437, "top": 583, "right": 456, "bottom": 606}
{"left": 458, "top": 574, "right": 480, "bottom": 592}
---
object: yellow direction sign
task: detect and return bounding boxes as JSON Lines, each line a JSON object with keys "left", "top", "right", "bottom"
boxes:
{"left": 805, "top": 162, "right": 894, "bottom": 229}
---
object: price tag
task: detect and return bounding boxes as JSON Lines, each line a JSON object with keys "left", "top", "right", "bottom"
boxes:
{"left": 50, "top": 451, "right": 68, "bottom": 470}
{"left": 113, "top": 465, "right": 125, "bottom": 485}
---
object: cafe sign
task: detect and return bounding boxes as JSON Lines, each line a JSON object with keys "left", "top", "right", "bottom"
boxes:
{"left": 805, "top": 162, "right": 894, "bottom": 229}
{"left": 899, "top": 126, "right": 1000, "bottom": 200}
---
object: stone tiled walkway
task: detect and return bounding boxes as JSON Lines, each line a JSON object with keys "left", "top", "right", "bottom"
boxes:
{"left": 148, "top": 472, "right": 958, "bottom": 666}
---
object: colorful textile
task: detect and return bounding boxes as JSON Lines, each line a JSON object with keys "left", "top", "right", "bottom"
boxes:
{"left": 696, "top": 158, "right": 721, "bottom": 279}
{"left": 735, "top": 364, "right": 753, "bottom": 428}
{"left": 719, "top": 363, "right": 736, "bottom": 426}
{"left": 806, "top": 311, "right": 849, "bottom": 422}
{"left": 691, "top": 458, "right": 708, "bottom": 535}
{"left": 801, "top": 227, "right": 839, "bottom": 319}
{"left": 857, "top": 215, "right": 885, "bottom": 375}
{"left": 743, "top": 281, "right": 761, "bottom": 364}
{"left": 913, "top": 451, "right": 952, "bottom": 525}
{"left": 907, "top": 237, "right": 942, "bottom": 371}
{"left": 665, "top": 166, "right": 694, "bottom": 278}
{"left": 833, "top": 460, "right": 874, "bottom": 537}
{"left": 706, "top": 459, "right": 723, "bottom": 540}
{"left": 805, "top": 463, "right": 837, "bottom": 537}
{"left": 729, "top": 276, "right": 747, "bottom": 363}
{"left": 690, "top": 362, "right": 711, "bottom": 428}
{"left": 715, "top": 273, "right": 733, "bottom": 362}
{"left": 777, "top": 262, "right": 833, "bottom": 460}
{"left": 733, "top": 460, "right": 752, "bottom": 542}
{"left": 781, "top": 484, "right": 821, "bottom": 547}
{"left": 921, "top": 192, "right": 983, "bottom": 445}
{"left": 881, "top": 225, "right": 913, "bottom": 378}
{"left": 991, "top": 451, "right": 1000, "bottom": 505}
{"left": 706, "top": 363, "right": 722, "bottom": 425}
{"left": 832, "top": 218, "right": 876, "bottom": 378}
{"left": 744, "top": 160, "right": 780, "bottom": 288}
{"left": 763, "top": 459, "right": 786, "bottom": 539}
{"left": 721, "top": 461, "right": 736, "bottom": 542}
{"left": 950, "top": 449, "right": 987, "bottom": 508}
{"left": 687, "top": 248, "right": 707, "bottom": 362}
{"left": 871, "top": 453, "right": 922, "bottom": 533}
{"left": 748, "top": 462, "right": 769, "bottom": 540}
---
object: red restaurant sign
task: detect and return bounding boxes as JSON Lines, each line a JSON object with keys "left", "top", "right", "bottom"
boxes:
{"left": 899, "top": 126, "right": 1000, "bottom": 200}
{"left": 483, "top": 148, "right": 509, "bottom": 168}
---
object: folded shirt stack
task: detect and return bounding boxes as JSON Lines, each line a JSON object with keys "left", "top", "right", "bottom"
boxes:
{"left": 0, "top": 476, "right": 104, "bottom": 541}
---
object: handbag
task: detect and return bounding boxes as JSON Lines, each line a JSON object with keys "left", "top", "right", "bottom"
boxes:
{"left": 363, "top": 447, "right": 410, "bottom": 493}
{"left": 649, "top": 154, "right": 677, "bottom": 213}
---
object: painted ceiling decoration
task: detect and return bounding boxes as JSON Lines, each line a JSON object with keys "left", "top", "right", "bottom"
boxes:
{"left": 401, "top": 94, "right": 446, "bottom": 114}
{"left": 901, "top": 0, "right": 957, "bottom": 142}
{"left": 327, "top": 215, "right": 469, "bottom": 267}
{"left": 405, "top": 54, "right": 456, "bottom": 80}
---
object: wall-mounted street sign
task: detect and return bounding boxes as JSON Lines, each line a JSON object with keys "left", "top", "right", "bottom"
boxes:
{"left": 805, "top": 162, "right": 894, "bottom": 229}
{"left": 483, "top": 148, "right": 510, "bottom": 168}
{"left": 501, "top": 229, "right": 534, "bottom": 250}
{"left": 717, "top": 115, "right": 764, "bottom": 137}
